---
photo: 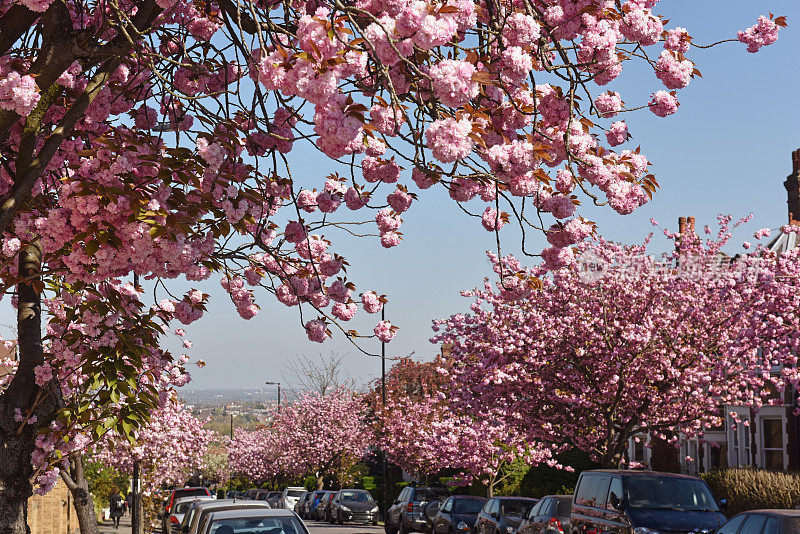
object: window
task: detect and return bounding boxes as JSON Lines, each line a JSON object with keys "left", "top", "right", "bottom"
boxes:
{"left": 399, "top": 489, "right": 410, "bottom": 502}
{"left": 717, "top": 515, "right": 745, "bottom": 534}
{"left": 623, "top": 476, "right": 718, "bottom": 511}
{"left": 738, "top": 514, "right": 765, "bottom": 534}
{"left": 627, "top": 435, "right": 650, "bottom": 467}
{"left": 208, "top": 516, "right": 305, "bottom": 534}
{"left": 762, "top": 418, "right": 785, "bottom": 470}
{"left": 441, "top": 499, "right": 452, "bottom": 513}
{"left": 340, "top": 491, "right": 373, "bottom": 502}
{"left": 763, "top": 517, "right": 778, "bottom": 534}
{"left": 453, "top": 500, "right": 484, "bottom": 515}
{"left": 527, "top": 500, "right": 544, "bottom": 519}
{"left": 555, "top": 499, "right": 571, "bottom": 518}
{"left": 575, "top": 475, "right": 601, "bottom": 507}
{"left": 501, "top": 500, "right": 534, "bottom": 519}
{"left": 606, "top": 478, "right": 623, "bottom": 510}
{"left": 489, "top": 500, "right": 500, "bottom": 515}
{"left": 727, "top": 409, "right": 752, "bottom": 467}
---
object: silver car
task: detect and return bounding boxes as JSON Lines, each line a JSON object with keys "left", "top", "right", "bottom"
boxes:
{"left": 165, "top": 497, "right": 215, "bottom": 534}
{"left": 182, "top": 500, "right": 271, "bottom": 534}
{"left": 199, "top": 508, "right": 308, "bottom": 534}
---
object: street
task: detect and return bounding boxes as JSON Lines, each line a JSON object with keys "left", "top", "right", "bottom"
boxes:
{"left": 304, "top": 520, "right": 384, "bottom": 534}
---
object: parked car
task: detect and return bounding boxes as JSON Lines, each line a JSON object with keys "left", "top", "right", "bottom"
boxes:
{"left": 429, "top": 495, "right": 487, "bottom": 534}
{"left": 278, "top": 487, "right": 307, "bottom": 511}
{"left": 569, "top": 469, "right": 727, "bottom": 534}
{"left": 718, "top": 509, "right": 800, "bottom": 534}
{"left": 164, "top": 496, "right": 215, "bottom": 534}
{"left": 386, "top": 486, "right": 451, "bottom": 534}
{"left": 316, "top": 491, "right": 337, "bottom": 522}
{"left": 330, "top": 489, "right": 380, "bottom": 525}
{"left": 182, "top": 500, "right": 270, "bottom": 534}
{"left": 225, "top": 491, "right": 237, "bottom": 499}
{"left": 475, "top": 497, "right": 537, "bottom": 534}
{"left": 295, "top": 492, "right": 314, "bottom": 518}
{"left": 252, "top": 490, "right": 272, "bottom": 502}
{"left": 518, "top": 495, "right": 571, "bottom": 534}
{"left": 199, "top": 508, "right": 309, "bottom": 534}
{"left": 165, "top": 487, "right": 213, "bottom": 514}
{"left": 307, "top": 491, "right": 330, "bottom": 520}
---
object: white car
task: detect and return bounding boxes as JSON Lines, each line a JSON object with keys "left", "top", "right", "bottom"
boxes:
{"left": 277, "top": 488, "right": 307, "bottom": 511}
{"left": 200, "top": 508, "right": 308, "bottom": 534}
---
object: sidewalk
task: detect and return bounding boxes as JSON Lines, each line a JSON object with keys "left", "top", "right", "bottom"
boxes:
{"left": 98, "top": 515, "right": 132, "bottom": 534}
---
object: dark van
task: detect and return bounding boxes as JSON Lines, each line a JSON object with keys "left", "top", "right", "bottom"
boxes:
{"left": 569, "top": 470, "right": 727, "bottom": 534}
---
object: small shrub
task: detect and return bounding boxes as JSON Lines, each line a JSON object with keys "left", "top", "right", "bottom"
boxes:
{"left": 702, "top": 468, "right": 800, "bottom": 517}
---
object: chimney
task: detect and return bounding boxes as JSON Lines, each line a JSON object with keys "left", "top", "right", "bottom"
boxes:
{"left": 785, "top": 148, "right": 800, "bottom": 225}
{"left": 677, "top": 216, "right": 696, "bottom": 253}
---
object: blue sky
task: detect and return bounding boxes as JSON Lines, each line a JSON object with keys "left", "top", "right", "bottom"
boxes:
{"left": 184, "top": 0, "right": 800, "bottom": 390}
{"left": 4, "top": 1, "right": 797, "bottom": 392}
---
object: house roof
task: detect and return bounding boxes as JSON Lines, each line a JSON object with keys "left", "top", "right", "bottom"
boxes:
{"left": 766, "top": 229, "right": 800, "bottom": 254}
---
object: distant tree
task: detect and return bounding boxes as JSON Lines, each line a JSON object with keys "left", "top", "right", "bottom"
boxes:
{"left": 283, "top": 352, "right": 348, "bottom": 396}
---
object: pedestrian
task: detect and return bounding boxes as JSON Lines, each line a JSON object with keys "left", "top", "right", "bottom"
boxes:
{"left": 109, "top": 486, "right": 124, "bottom": 529}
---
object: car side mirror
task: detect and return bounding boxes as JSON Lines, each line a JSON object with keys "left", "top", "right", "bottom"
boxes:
{"left": 609, "top": 493, "right": 624, "bottom": 511}
{"left": 490, "top": 512, "right": 499, "bottom": 519}
{"left": 393, "top": 499, "right": 400, "bottom": 505}
{"left": 718, "top": 498, "right": 728, "bottom": 511}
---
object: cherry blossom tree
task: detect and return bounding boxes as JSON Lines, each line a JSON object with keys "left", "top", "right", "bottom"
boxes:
{"left": 228, "top": 427, "right": 284, "bottom": 485}
{"left": 274, "top": 388, "right": 373, "bottom": 489}
{"left": 434, "top": 218, "right": 800, "bottom": 469}
{"left": 0, "top": 0, "right": 788, "bottom": 528}
{"left": 94, "top": 395, "right": 213, "bottom": 491}
{"left": 376, "top": 364, "right": 562, "bottom": 496}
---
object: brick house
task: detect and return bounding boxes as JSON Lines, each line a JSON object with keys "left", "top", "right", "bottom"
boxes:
{"left": 626, "top": 149, "right": 800, "bottom": 475}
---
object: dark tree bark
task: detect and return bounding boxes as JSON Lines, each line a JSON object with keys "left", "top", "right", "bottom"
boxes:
{"left": 0, "top": 240, "right": 53, "bottom": 534}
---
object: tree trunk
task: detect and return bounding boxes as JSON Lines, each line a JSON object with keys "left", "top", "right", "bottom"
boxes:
{"left": 0, "top": 240, "right": 50, "bottom": 534}
{"left": 61, "top": 454, "right": 99, "bottom": 534}
{"left": 316, "top": 476, "right": 324, "bottom": 491}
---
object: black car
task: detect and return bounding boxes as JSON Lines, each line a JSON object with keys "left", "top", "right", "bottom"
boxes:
{"left": 718, "top": 509, "right": 800, "bottom": 534}
{"left": 570, "top": 469, "right": 727, "bottom": 534}
{"left": 430, "top": 495, "right": 487, "bottom": 534}
{"left": 475, "top": 497, "right": 537, "bottom": 534}
{"left": 387, "top": 486, "right": 451, "bottom": 534}
{"left": 330, "top": 489, "right": 380, "bottom": 525}
{"left": 518, "top": 495, "right": 571, "bottom": 534}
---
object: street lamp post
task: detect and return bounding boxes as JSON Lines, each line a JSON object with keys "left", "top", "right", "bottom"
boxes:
{"left": 265, "top": 381, "right": 281, "bottom": 412}
{"left": 380, "top": 306, "right": 387, "bottom": 522}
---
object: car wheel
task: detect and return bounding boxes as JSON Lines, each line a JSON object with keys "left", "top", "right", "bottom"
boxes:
{"left": 385, "top": 518, "right": 399, "bottom": 534}
{"left": 399, "top": 519, "right": 409, "bottom": 534}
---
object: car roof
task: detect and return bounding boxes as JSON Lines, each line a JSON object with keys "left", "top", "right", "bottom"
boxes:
{"left": 583, "top": 469, "right": 702, "bottom": 481}
{"left": 338, "top": 489, "right": 369, "bottom": 492}
{"left": 193, "top": 500, "right": 270, "bottom": 511}
{"left": 739, "top": 510, "right": 800, "bottom": 517}
{"left": 451, "top": 496, "right": 486, "bottom": 500}
{"left": 496, "top": 497, "right": 536, "bottom": 501}
{"left": 540, "top": 495, "right": 572, "bottom": 500}
{"left": 175, "top": 496, "right": 215, "bottom": 505}
{"left": 207, "top": 508, "right": 296, "bottom": 520}
{"left": 174, "top": 487, "right": 210, "bottom": 493}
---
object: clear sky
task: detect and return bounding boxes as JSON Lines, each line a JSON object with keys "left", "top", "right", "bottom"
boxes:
{"left": 184, "top": 0, "right": 800, "bottom": 390}
{"left": 4, "top": 1, "right": 798, "bottom": 392}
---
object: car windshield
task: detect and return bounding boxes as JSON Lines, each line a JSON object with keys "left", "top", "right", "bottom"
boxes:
{"left": 624, "top": 476, "right": 719, "bottom": 511}
{"left": 175, "top": 502, "right": 194, "bottom": 514}
{"left": 208, "top": 516, "right": 305, "bottom": 534}
{"left": 176, "top": 489, "right": 210, "bottom": 500}
{"left": 415, "top": 490, "right": 448, "bottom": 502}
{"left": 453, "top": 500, "right": 484, "bottom": 514}
{"left": 501, "top": 501, "right": 533, "bottom": 518}
{"left": 340, "top": 491, "right": 373, "bottom": 502}
{"left": 287, "top": 491, "right": 305, "bottom": 498}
